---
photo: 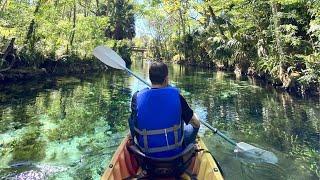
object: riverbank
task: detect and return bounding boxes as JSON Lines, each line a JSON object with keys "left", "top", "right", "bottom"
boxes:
{"left": 175, "top": 59, "right": 320, "bottom": 97}
{"left": 0, "top": 37, "right": 133, "bottom": 84}
{"left": 0, "top": 59, "right": 106, "bottom": 84}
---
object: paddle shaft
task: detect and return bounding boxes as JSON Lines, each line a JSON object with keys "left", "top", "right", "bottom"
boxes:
{"left": 115, "top": 62, "right": 151, "bottom": 87}
{"left": 118, "top": 63, "right": 238, "bottom": 147}
{"left": 199, "top": 119, "right": 237, "bottom": 146}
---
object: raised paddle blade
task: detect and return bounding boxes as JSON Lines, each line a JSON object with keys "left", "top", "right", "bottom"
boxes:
{"left": 93, "top": 46, "right": 126, "bottom": 70}
{"left": 235, "top": 142, "right": 278, "bottom": 164}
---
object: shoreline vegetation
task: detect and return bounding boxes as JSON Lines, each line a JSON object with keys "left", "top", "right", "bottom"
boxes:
{"left": 175, "top": 60, "right": 320, "bottom": 97}
{"left": 1, "top": 38, "right": 319, "bottom": 97}
{"left": 1, "top": 0, "right": 319, "bottom": 97}
{"left": 0, "top": 37, "right": 133, "bottom": 83}
{"left": 0, "top": 37, "right": 103, "bottom": 83}
{"left": 0, "top": 0, "right": 135, "bottom": 83}
{"left": 142, "top": 1, "right": 320, "bottom": 97}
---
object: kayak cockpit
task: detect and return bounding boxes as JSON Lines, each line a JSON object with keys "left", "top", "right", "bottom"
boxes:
{"left": 101, "top": 135, "right": 224, "bottom": 180}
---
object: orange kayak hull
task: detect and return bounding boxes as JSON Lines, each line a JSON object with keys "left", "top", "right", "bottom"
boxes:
{"left": 101, "top": 135, "right": 224, "bottom": 180}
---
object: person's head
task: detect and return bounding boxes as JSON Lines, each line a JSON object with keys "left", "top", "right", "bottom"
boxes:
{"left": 149, "top": 61, "right": 168, "bottom": 86}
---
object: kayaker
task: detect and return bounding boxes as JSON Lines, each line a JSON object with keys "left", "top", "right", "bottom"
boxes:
{"left": 128, "top": 61, "right": 200, "bottom": 158}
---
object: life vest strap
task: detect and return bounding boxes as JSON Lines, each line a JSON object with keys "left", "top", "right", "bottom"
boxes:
{"left": 143, "top": 129, "right": 148, "bottom": 150}
{"left": 134, "top": 124, "right": 181, "bottom": 136}
{"left": 173, "top": 125, "right": 179, "bottom": 145}
{"left": 134, "top": 124, "right": 183, "bottom": 153}
{"left": 137, "top": 136, "right": 184, "bottom": 153}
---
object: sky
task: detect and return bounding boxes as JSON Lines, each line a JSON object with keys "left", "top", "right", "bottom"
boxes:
{"left": 134, "top": 0, "right": 155, "bottom": 38}
{"left": 135, "top": 17, "right": 152, "bottom": 38}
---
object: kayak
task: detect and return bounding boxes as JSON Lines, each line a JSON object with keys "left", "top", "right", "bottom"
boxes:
{"left": 101, "top": 135, "right": 224, "bottom": 180}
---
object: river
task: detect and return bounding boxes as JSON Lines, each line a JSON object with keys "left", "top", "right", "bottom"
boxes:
{"left": 0, "top": 59, "right": 319, "bottom": 179}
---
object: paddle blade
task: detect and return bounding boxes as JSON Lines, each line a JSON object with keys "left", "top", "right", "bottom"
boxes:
{"left": 235, "top": 142, "right": 278, "bottom": 164}
{"left": 93, "top": 46, "right": 126, "bottom": 70}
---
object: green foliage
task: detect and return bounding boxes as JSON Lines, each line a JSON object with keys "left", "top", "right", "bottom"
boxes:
{"left": 140, "top": 0, "right": 319, "bottom": 93}
{"left": 297, "top": 53, "right": 320, "bottom": 88}
{"left": 112, "top": 39, "right": 133, "bottom": 65}
{"left": 8, "top": 127, "right": 46, "bottom": 162}
{"left": 0, "top": 0, "right": 135, "bottom": 71}
{"left": 105, "top": 0, "right": 135, "bottom": 40}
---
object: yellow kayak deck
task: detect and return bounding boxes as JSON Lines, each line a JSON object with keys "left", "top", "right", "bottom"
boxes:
{"left": 102, "top": 135, "right": 224, "bottom": 180}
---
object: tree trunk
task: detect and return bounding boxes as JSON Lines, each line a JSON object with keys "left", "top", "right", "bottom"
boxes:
{"left": 24, "top": 0, "right": 41, "bottom": 45}
{"left": 271, "top": 3, "right": 284, "bottom": 58}
{"left": 177, "top": 8, "right": 181, "bottom": 62}
{"left": 271, "top": 3, "right": 288, "bottom": 87}
{"left": 179, "top": 2, "right": 187, "bottom": 61}
{"left": 95, "top": 0, "right": 99, "bottom": 15}
{"left": 84, "top": 0, "right": 88, "bottom": 16}
{"left": 69, "top": 0, "right": 77, "bottom": 50}
{"left": 271, "top": 3, "right": 286, "bottom": 76}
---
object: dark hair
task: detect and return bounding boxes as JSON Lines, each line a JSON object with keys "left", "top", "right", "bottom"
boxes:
{"left": 149, "top": 61, "right": 168, "bottom": 84}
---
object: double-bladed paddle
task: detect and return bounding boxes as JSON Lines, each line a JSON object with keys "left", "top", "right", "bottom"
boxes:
{"left": 93, "top": 45, "right": 278, "bottom": 164}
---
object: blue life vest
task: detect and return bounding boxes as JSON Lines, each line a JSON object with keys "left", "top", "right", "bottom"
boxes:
{"left": 134, "top": 87, "right": 183, "bottom": 158}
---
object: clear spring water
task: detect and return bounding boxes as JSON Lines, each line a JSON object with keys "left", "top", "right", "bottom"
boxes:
{"left": 0, "top": 60, "right": 319, "bottom": 179}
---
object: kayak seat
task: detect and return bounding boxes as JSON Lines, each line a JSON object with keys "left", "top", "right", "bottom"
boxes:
{"left": 127, "top": 140, "right": 196, "bottom": 178}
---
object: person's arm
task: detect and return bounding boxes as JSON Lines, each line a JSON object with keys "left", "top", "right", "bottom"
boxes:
{"left": 128, "top": 92, "right": 138, "bottom": 138}
{"left": 180, "top": 94, "right": 200, "bottom": 128}
{"left": 189, "top": 113, "right": 200, "bottom": 128}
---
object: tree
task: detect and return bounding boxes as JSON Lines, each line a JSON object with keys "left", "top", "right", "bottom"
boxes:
{"left": 105, "top": 0, "right": 135, "bottom": 40}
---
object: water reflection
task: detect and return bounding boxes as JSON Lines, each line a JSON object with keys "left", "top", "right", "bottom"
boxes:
{"left": 0, "top": 72, "right": 132, "bottom": 179}
{"left": 0, "top": 60, "right": 319, "bottom": 179}
{"left": 168, "top": 61, "right": 318, "bottom": 179}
